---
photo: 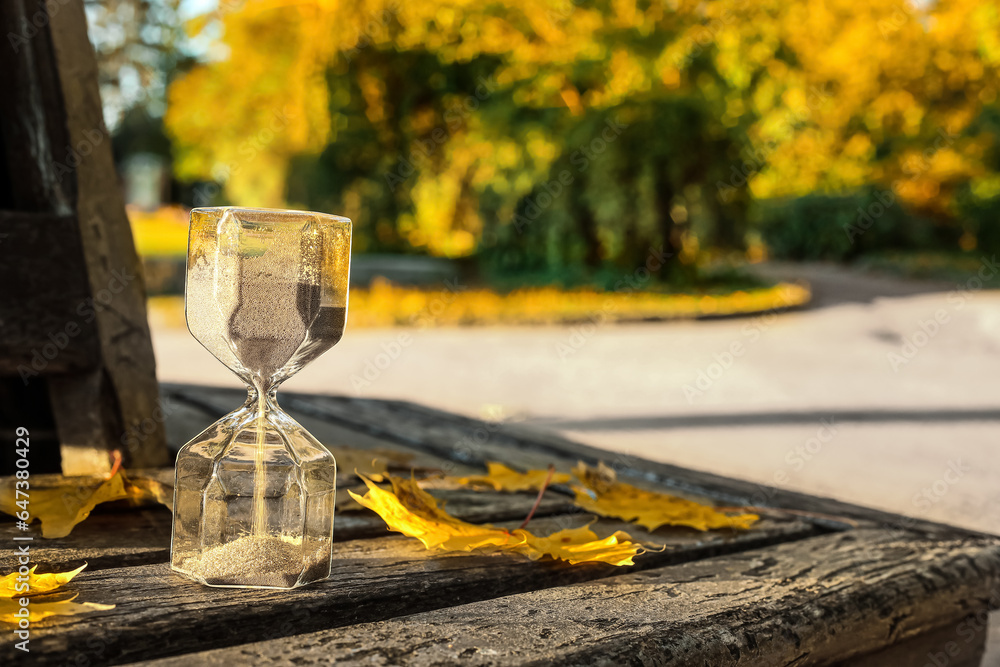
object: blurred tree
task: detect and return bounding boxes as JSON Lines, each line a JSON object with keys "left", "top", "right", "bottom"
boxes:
{"left": 164, "top": 0, "right": 1000, "bottom": 274}
{"left": 85, "top": 0, "right": 185, "bottom": 128}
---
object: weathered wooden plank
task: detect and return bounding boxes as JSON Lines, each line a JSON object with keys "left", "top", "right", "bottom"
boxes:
{"left": 45, "top": 0, "right": 167, "bottom": 472}
{"left": 129, "top": 530, "right": 1000, "bottom": 667}
{"left": 163, "top": 385, "right": 477, "bottom": 475}
{"left": 275, "top": 389, "right": 983, "bottom": 538}
{"left": 0, "top": 212, "right": 98, "bottom": 373}
{"left": 160, "top": 390, "right": 216, "bottom": 452}
{"left": 0, "top": 487, "right": 585, "bottom": 572}
{"left": 0, "top": 516, "right": 819, "bottom": 665}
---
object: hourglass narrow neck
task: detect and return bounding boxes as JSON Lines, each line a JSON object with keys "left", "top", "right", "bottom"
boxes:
{"left": 246, "top": 385, "right": 279, "bottom": 411}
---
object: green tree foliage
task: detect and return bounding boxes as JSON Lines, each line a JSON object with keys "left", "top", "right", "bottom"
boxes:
{"left": 163, "top": 0, "right": 1000, "bottom": 275}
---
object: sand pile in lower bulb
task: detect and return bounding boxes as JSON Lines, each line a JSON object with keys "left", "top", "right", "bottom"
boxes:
{"left": 197, "top": 535, "right": 304, "bottom": 588}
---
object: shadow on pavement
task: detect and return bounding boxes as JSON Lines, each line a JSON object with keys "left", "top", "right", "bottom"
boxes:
{"left": 532, "top": 408, "right": 1000, "bottom": 431}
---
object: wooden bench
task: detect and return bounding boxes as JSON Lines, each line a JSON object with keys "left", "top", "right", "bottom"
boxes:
{"left": 3, "top": 382, "right": 999, "bottom": 666}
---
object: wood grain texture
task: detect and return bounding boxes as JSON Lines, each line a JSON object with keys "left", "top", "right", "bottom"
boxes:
{"left": 0, "top": 212, "right": 98, "bottom": 373}
{"left": 0, "top": 514, "right": 817, "bottom": 665}
{"left": 0, "top": 488, "right": 583, "bottom": 573}
{"left": 271, "top": 388, "right": 984, "bottom": 539}
{"left": 46, "top": 0, "right": 167, "bottom": 471}
{"left": 4, "top": 385, "right": 996, "bottom": 665}
{"left": 131, "top": 530, "right": 1000, "bottom": 667}
{"left": 162, "top": 385, "right": 479, "bottom": 475}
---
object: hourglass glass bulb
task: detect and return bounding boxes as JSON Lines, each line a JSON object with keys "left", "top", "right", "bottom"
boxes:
{"left": 171, "top": 208, "right": 350, "bottom": 589}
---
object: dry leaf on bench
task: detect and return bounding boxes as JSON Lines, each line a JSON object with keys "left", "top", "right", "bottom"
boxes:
{"left": 0, "top": 564, "right": 86, "bottom": 598}
{"left": 124, "top": 473, "right": 174, "bottom": 512}
{"left": 349, "top": 474, "right": 642, "bottom": 566}
{"left": 453, "top": 462, "right": 571, "bottom": 492}
{"left": 572, "top": 462, "right": 758, "bottom": 532}
{"left": 0, "top": 594, "right": 116, "bottom": 624}
{"left": 512, "top": 526, "right": 643, "bottom": 566}
{"left": 349, "top": 474, "right": 516, "bottom": 552}
{"left": 0, "top": 563, "right": 115, "bottom": 624}
{"left": 0, "top": 470, "right": 173, "bottom": 538}
{"left": 0, "top": 473, "right": 129, "bottom": 539}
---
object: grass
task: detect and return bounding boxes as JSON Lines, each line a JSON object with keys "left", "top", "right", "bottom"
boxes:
{"left": 129, "top": 205, "right": 189, "bottom": 257}
{"left": 148, "top": 279, "right": 810, "bottom": 329}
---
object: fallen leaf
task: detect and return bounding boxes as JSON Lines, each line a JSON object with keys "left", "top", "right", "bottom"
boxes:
{"left": 0, "top": 564, "right": 87, "bottom": 598}
{"left": 572, "top": 462, "right": 758, "bottom": 532}
{"left": 0, "top": 563, "right": 115, "bottom": 624}
{"left": 453, "top": 462, "right": 571, "bottom": 492}
{"left": 0, "top": 472, "right": 129, "bottom": 538}
{"left": 513, "top": 527, "right": 642, "bottom": 566}
{"left": 123, "top": 473, "right": 174, "bottom": 512}
{"left": 0, "top": 595, "right": 115, "bottom": 624}
{"left": 350, "top": 474, "right": 517, "bottom": 552}
{"left": 349, "top": 474, "right": 642, "bottom": 566}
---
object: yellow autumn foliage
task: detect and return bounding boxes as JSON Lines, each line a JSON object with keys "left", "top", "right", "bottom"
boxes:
{"left": 0, "top": 564, "right": 115, "bottom": 624}
{"left": 454, "top": 462, "right": 570, "bottom": 492}
{"left": 349, "top": 474, "right": 642, "bottom": 566}
{"left": 0, "top": 564, "right": 86, "bottom": 598}
{"left": 0, "top": 595, "right": 116, "bottom": 625}
{"left": 572, "top": 462, "right": 759, "bottom": 532}
{"left": 0, "top": 471, "right": 174, "bottom": 539}
{"left": 166, "top": 0, "right": 1000, "bottom": 245}
{"left": 147, "top": 280, "right": 808, "bottom": 329}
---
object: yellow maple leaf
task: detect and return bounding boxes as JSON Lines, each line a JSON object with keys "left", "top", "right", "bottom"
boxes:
{"left": 349, "top": 474, "right": 519, "bottom": 552}
{"left": 0, "top": 472, "right": 129, "bottom": 539}
{"left": 0, "top": 595, "right": 115, "bottom": 624}
{"left": 0, "top": 563, "right": 115, "bottom": 624}
{"left": 0, "top": 467, "right": 176, "bottom": 538}
{"left": 123, "top": 473, "right": 174, "bottom": 512}
{"left": 349, "top": 474, "right": 642, "bottom": 566}
{"left": 572, "top": 462, "right": 759, "bottom": 532}
{"left": 513, "top": 527, "right": 642, "bottom": 566}
{"left": 454, "top": 462, "right": 571, "bottom": 492}
{"left": 0, "top": 564, "right": 86, "bottom": 598}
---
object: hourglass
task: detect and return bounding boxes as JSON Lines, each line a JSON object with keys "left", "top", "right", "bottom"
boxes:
{"left": 170, "top": 207, "right": 350, "bottom": 589}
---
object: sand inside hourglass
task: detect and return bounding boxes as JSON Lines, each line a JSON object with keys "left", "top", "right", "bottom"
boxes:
{"left": 189, "top": 274, "right": 345, "bottom": 583}
{"left": 175, "top": 208, "right": 349, "bottom": 589}
{"left": 191, "top": 535, "right": 307, "bottom": 588}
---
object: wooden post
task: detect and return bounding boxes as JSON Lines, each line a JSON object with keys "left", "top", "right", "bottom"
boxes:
{"left": 0, "top": 0, "right": 168, "bottom": 474}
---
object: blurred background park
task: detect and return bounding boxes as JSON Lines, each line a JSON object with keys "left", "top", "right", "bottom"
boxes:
{"left": 89, "top": 0, "right": 1000, "bottom": 536}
